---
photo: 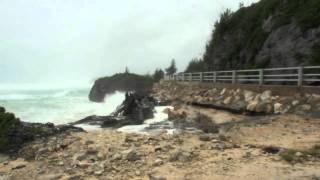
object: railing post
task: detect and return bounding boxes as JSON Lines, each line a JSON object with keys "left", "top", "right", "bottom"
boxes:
{"left": 200, "top": 72, "right": 203, "bottom": 82}
{"left": 182, "top": 73, "right": 185, "bottom": 82}
{"left": 298, "top": 66, "right": 303, "bottom": 86}
{"left": 190, "top": 73, "right": 192, "bottom": 82}
{"left": 213, "top": 72, "right": 217, "bottom": 83}
{"left": 259, "top": 69, "right": 264, "bottom": 85}
{"left": 232, "top": 70, "right": 237, "bottom": 84}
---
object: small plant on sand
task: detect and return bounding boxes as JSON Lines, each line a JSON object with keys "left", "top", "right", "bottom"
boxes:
{"left": 280, "top": 145, "right": 320, "bottom": 163}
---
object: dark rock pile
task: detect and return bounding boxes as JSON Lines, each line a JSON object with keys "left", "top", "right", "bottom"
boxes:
{"left": 71, "top": 92, "right": 155, "bottom": 128}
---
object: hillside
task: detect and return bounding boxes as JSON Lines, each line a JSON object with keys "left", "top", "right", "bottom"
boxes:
{"left": 186, "top": 0, "right": 320, "bottom": 72}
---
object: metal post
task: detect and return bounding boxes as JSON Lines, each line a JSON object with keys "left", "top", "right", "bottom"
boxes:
{"left": 232, "top": 70, "right": 237, "bottom": 84}
{"left": 190, "top": 73, "right": 192, "bottom": 82}
{"left": 298, "top": 66, "right": 303, "bottom": 86}
{"left": 200, "top": 72, "right": 203, "bottom": 82}
{"left": 213, "top": 72, "right": 217, "bottom": 83}
{"left": 259, "top": 69, "right": 264, "bottom": 85}
{"left": 182, "top": 73, "right": 185, "bottom": 81}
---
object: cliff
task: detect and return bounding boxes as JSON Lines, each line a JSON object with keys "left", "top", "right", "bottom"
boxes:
{"left": 89, "top": 73, "right": 154, "bottom": 102}
{"left": 187, "top": 0, "right": 320, "bottom": 72}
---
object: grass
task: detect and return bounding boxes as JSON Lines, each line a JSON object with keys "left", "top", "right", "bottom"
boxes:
{"left": 280, "top": 145, "right": 320, "bottom": 163}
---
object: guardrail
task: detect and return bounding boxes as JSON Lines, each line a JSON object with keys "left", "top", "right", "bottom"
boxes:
{"left": 164, "top": 66, "right": 320, "bottom": 86}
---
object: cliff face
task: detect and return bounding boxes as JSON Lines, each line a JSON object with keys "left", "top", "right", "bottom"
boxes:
{"left": 202, "top": 0, "right": 320, "bottom": 71}
{"left": 89, "top": 73, "right": 154, "bottom": 102}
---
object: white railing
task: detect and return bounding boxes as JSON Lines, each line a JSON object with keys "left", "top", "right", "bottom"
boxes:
{"left": 164, "top": 66, "right": 320, "bottom": 86}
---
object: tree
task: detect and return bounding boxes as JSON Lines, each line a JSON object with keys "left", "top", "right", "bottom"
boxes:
{"left": 125, "top": 67, "right": 130, "bottom": 74}
{"left": 239, "top": 2, "right": 244, "bottom": 8}
{"left": 165, "top": 59, "right": 177, "bottom": 75}
{"left": 153, "top": 68, "right": 165, "bottom": 82}
{"left": 185, "top": 58, "right": 206, "bottom": 72}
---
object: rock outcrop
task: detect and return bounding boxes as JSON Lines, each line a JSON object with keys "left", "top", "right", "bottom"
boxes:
{"left": 89, "top": 73, "right": 154, "bottom": 102}
{"left": 0, "top": 107, "right": 83, "bottom": 153}
{"left": 72, "top": 92, "right": 155, "bottom": 127}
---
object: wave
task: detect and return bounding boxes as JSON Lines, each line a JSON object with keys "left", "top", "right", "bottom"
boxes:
{"left": 0, "top": 94, "right": 34, "bottom": 100}
{"left": 0, "top": 89, "right": 87, "bottom": 100}
{"left": 0, "top": 90, "right": 126, "bottom": 125}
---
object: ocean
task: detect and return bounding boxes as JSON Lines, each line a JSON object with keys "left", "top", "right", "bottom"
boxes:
{"left": 0, "top": 88, "right": 125, "bottom": 125}
{"left": 0, "top": 87, "right": 174, "bottom": 133}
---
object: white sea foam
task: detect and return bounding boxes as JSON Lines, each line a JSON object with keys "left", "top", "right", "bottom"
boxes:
{"left": 0, "top": 88, "right": 125, "bottom": 125}
{"left": 117, "top": 106, "right": 176, "bottom": 134}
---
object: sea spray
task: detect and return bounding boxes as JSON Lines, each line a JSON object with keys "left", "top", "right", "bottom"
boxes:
{"left": 0, "top": 88, "right": 125, "bottom": 125}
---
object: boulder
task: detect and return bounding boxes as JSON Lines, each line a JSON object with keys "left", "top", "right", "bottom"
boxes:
{"left": 274, "top": 103, "right": 284, "bottom": 114}
{"left": 244, "top": 90, "right": 255, "bottom": 102}
{"left": 260, "top": 90, "right": 272, "bottom": 101}
{"left": 247, "top": 100, "right": 259, "bottom": 112}
{"left": 223, "top": 96, "right": 233, "bottom": 105}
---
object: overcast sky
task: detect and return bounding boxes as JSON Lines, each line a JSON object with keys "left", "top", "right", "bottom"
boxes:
{"left": 0, "top": 0, "right": 259, "bottom": 88}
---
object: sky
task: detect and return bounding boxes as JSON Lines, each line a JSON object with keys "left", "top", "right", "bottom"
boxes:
{"left": 0, "top": 0, "right": 259, "bottom": 88}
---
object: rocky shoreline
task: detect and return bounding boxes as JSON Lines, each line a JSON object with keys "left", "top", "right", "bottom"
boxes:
{"left": 1, "top": 82, "right": 320, "bottom": 179}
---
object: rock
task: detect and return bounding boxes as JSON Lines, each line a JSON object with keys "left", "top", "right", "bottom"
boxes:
{"left": 262, "top": 146, "right": 280, "bottom": 154}
{"left": 73, "top": 153, "right": 87, "bottom": 161}
{"left": 168, "top": 109, "right": 187, "bottom": 120}
{"left": 223, "top": 96, "right": 233, "bottom": 105}
{"left": 122, "top": 149, "right": 141, "bottom": 162}
{"left": 295, "top": 152, "right": 303, "bottom": 157}
{"left": 135, "top": 170, "right": 142, "bottom": 176}
{"left": 198, "top": 134, "right": 212, "bottom": 141}
{"left": 192, "top": 113, "right": 219, "bottom": 133}
{"left": 110, "top": 153, "right": 122, "bottom": 161}
{"left": 89, "top": 73, "right": 153, "bottom": 102}
{"left": 260, "top": 90, "right": 272, "bottom": 101}
{"left": 247, "top": 100, "right": 259, "bottom": 111}
{"left": 0, "top": 154, "right": 9, "bottom": 163}
{"left": 220, "top": 88, "right": 227, "bottom": 95}
{"left": 292, "top": 100, "right": 300, "bottom": 106}
{"left": 0, "top": 108, "right": 83, "bottom": 153}
{"left": 72, "top": 92, "right": 155, "bottom": 128}
{"left": 12, "top": 164, "right": 26, "bottom": 170}
{"left": 169, "top": 150, "right": 193, "bottom": 162}
{"left": 149, "top": 174, "right": 167, "bottom": 180}
{"left": 153, "top": 158, "right": 163, "bottom": 166}
{"left": 85, "top": 140, "right": 95, "bottom": 145}
{"left": 300, "top": 104, "right": 312, "bottom": 111}
{"left": 274, "top": 103, "right": 283, "bottom": 114}
{"left": 244, "top": 90, "right": 255, "bottom": 102}
{"left": 255, "top": 102, "right": 273, "bottom": 113}
{"left": 94, "top": 170, "right": 104, "bottom": 176}
{"left": 36, "top": 174, "right": 63, "bottom": 180}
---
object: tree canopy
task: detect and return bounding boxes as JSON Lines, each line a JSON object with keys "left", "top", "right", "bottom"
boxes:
{"left": 165, "top": 59, "right": 177, "bottom": 75}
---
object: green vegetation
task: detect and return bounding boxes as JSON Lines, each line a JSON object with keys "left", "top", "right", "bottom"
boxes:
{"left": 165, "top": 59, "right": 177, "bottom": 75}
{"left": 0, "top": 108, "right": 21, "bottom": 151}
{"left": 153, "top": 68, "right": 165, "bottom": 82}
{"left": 312, "top": 42, "right": 320, "bottom": 65}
{"left": 280, "top": 145, "right": 320, "bottom": 163}
{"left": 196, "top": 0, "right": 320, "bottom": 71}
{"left": 185, "top": 58, "right": 206, "bottom": 73}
